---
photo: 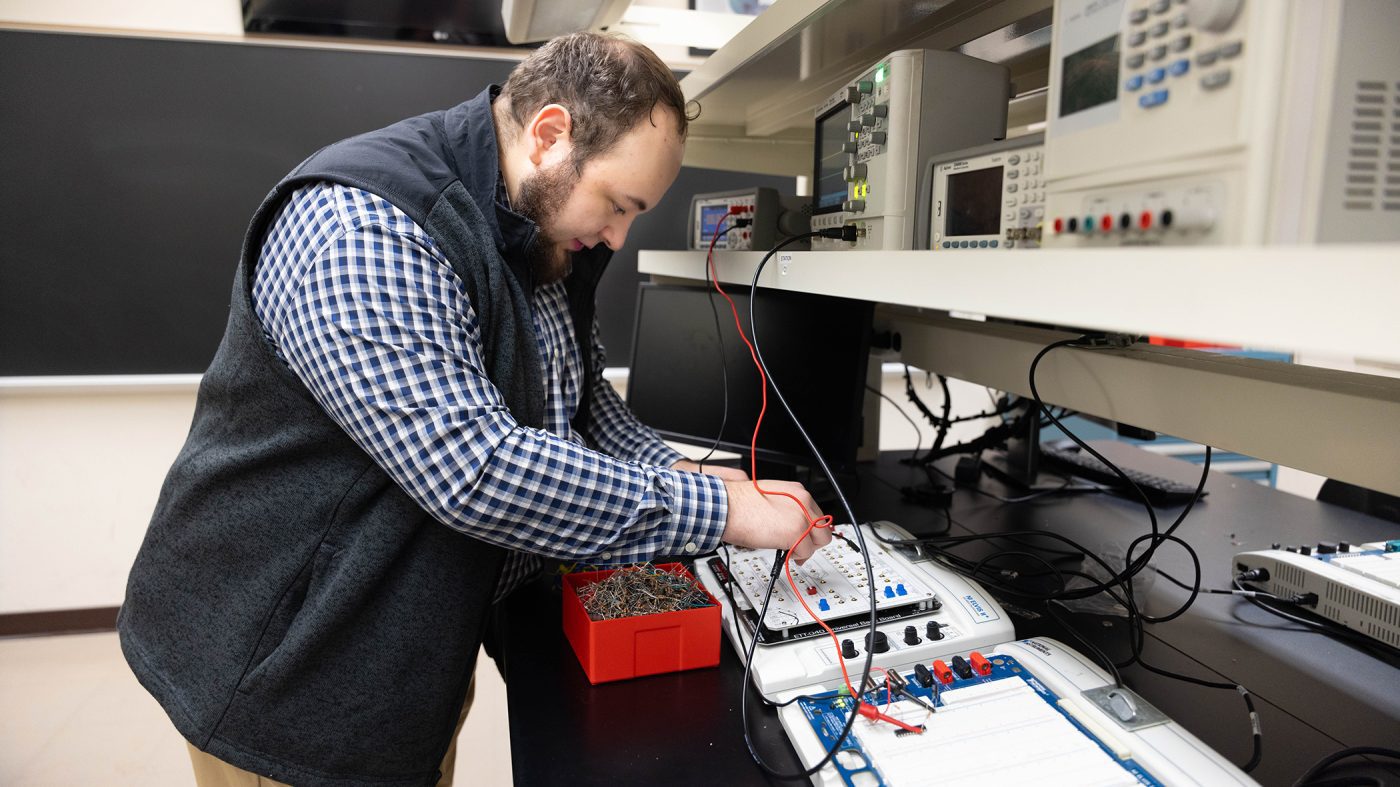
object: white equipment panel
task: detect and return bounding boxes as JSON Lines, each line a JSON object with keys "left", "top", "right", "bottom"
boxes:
{"left": 928, "top": 134, "right": 1047, "bottom": 251}
{"left": 1235, "top": 541, "right": 1400, "bottom": 650}
{"left": 1043, "top": 0, "right": 1400, "bottom": 246}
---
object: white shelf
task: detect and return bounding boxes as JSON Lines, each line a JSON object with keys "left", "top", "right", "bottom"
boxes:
{"left": 662, "top": 0, "right": 1400, "bottom": 494}
{"left": 639, "top": 244, "right": 1400, "bottom": 364}
{"left": 678, "top": 0, "right": 1052, "bottom": 175}
{"left": 0, "top": 374, "right": 202, "bottom": 395}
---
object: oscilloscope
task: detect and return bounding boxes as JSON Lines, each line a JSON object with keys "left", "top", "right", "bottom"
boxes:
{"left": 810, "top": 49, "right": 1011, "bottom": 251}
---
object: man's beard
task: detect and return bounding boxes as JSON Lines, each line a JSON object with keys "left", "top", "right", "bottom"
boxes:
{"left": 514, "top": 160, "right": 581, "bottom": 284}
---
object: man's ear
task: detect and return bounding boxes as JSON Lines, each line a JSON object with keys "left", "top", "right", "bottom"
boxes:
{"left": 523, "top": 103, "right": 573, "bottom": 169}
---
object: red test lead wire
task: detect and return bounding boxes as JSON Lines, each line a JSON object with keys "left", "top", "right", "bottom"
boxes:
{"left": 856, "top": 700, "right": 924, "bottom": 734}
{"left": 707, "top": 220, "right": 910, "bottom": 734}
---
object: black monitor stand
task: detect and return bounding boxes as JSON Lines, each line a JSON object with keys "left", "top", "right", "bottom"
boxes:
{"left": 980, "top": 402, "right": 1075, "bottom": 491}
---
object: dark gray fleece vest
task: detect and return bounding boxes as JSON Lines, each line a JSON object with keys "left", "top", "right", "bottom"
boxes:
{"left": 119, "top": 87, "right": 609, "bottom": 786}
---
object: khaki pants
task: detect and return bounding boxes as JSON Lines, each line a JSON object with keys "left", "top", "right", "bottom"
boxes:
{"left": 187, "top": 678, "right": 476, "bottom": 787}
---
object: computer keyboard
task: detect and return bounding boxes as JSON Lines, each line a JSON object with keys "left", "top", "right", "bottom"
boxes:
{"left": 1039, "top": 444, "right": 1207, "bottom": 507}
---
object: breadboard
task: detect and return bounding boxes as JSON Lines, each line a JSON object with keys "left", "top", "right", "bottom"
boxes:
{"left": 722, "top": 524, "right": 939, "bottom": 634}
{"left": 778, "top": 639, "right": 1260, "bottom": 787}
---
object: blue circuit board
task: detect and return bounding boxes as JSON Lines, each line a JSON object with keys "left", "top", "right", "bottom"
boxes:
{"left": 796, "top": 655, "right": 1164, "bottom": 786}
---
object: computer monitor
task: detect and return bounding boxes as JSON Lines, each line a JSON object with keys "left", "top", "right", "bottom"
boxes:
{"left": 626, "top": 283, "right": 874, "bottom": 474}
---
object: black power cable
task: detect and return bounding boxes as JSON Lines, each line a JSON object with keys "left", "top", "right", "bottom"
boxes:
{"left": 873, "top": 335, "right": 1264, "bottom": 771}
{"left": 715, "top": 227, "right": 887, "bottom": 781}
{"left": 1294, "top": 747, "right": 1400, "bottom": 786}
{"left": 697, "top": 221, "right": 737, "bottom": 473}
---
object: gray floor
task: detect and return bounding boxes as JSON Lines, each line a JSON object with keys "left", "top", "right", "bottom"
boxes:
{"left": 0, "top": 632, "right": 513, "bottom": 785}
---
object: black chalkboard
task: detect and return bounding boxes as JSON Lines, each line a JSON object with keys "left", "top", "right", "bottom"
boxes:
{"left": 0, "top": 30, "right": 791, "bottom": 375}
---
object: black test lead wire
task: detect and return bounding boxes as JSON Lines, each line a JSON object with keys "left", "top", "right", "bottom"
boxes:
{"left": 733, "top": 229, "right": 890, "bottom": 780}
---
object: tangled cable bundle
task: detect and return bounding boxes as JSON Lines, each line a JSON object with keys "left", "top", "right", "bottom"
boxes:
{"left": 579, "top": 563, "right": 713, "bottom": 621}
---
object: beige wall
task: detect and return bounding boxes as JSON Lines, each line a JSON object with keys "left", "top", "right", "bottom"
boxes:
{"left": 0, "top": 0, "right": 700, "bottom": 617}
{"left": 0, "top": 0, "right": 241, "bottom": 35}
{"left": 0, "top": 382, "right": 197, "bottom": 614}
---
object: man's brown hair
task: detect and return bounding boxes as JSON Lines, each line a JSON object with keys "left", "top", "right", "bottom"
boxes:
{"left": 498, "top": 32, "right": 699, "bottom": 171}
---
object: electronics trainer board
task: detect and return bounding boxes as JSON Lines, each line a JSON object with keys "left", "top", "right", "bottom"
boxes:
{"left": 778, "top": 638, "right": 1260, "bottom": 787}
{"left": 694, "top": 522, "right": 1014, "bottom": 694}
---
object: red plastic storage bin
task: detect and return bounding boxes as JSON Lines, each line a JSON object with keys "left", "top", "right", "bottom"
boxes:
{"left": 561, "top": 563, "right": 721, "bottom": 684}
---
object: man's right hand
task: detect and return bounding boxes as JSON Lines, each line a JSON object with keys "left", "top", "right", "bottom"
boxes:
{"left": 720, "top": 480, "right": 832, "bottom": 563}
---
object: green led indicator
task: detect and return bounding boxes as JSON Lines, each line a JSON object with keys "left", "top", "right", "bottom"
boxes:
{"left": 875, "top": 66, "right": 886, "bottom": 83}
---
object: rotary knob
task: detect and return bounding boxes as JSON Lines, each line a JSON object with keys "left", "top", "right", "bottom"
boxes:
{"left": 864, "top": 630, "right": 890, "bottom": 654}
{"left": 841, "top": 638, "right": 858, "bottom": 659}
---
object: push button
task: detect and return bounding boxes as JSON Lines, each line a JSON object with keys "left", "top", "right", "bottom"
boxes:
{"left": 1169, "top": 59, "right": 1190, "bottom": 77}
{"left": 1151, "top": 45, "right": 1168, "bottom": 61}
{"left": 1219, "top": 41, "right": 1243, "bottom": 59}
{"left": 1147, "top": 67, "right": 1166, "bottom": 84}
{"left": 1127, "top": 53, "right": 1146, "bottom": 69}
{"left": 1201, "top": 69, "right": 1231, "bottom": 90}
{"left": 1125, "top": 74, "right": 1145, "bottom": 91}
{"left": 1139, "top": 88, "right": 1169, "bottom": 108}
{"left": 1129, "top": 31, "right": 1147, "bottom": 47}
{"left": 1172, "top": 34, "right": 1192, "bottom": 52}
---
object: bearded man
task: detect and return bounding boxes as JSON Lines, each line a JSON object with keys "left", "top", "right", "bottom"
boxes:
{"left": 118, "top": 31, "right": 827, "bottom": 787}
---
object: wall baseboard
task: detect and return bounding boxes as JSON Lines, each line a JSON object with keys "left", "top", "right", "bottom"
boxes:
{"left": 0, "top": 607, "right": 119, "bottom": 638}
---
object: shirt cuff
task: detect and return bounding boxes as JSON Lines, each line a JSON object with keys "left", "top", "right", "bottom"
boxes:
{"left": 651, "top": 466, "right": 727, "bottom": 557}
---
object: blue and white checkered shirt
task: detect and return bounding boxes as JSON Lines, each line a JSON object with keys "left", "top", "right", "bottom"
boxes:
{"left": 252, "top": 182, "right": 727, "bottom": 599}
